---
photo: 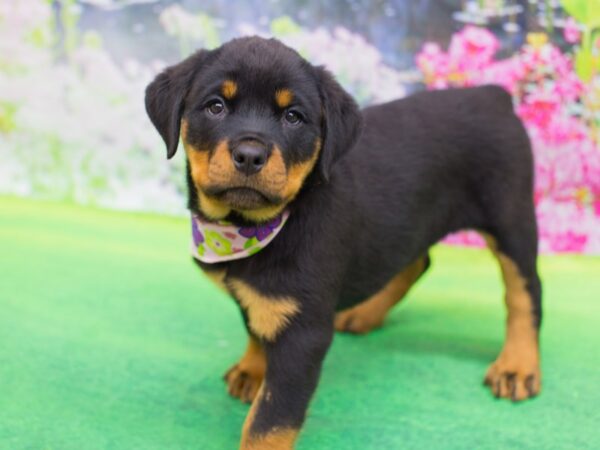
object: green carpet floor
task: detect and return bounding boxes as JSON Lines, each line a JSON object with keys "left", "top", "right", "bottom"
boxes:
{"left": 1, "top": 196, "right": 599, "bottom": 450}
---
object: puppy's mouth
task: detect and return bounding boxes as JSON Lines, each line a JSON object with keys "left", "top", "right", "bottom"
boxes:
{"left": 205, "top": 186, "right": 282, "bottom": 210}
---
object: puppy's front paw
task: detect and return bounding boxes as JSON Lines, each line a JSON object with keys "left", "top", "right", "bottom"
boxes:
{"left": 224, "top": 363, "right": 264, "bottom": 403}
{"left": 484, "top": 353, "right": 541, "bottom": 401}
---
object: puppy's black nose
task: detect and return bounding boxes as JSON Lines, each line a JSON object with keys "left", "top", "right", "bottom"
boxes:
{"left": 231, "top": 143, "right": 268, "bottom": 175}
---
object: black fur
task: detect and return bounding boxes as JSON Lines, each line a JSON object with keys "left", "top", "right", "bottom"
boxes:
{"left": 145, "top": 49, "right": 211, "bottom": 159}
{"left": 145, "top": 36, "right": 542, "bottom": 445}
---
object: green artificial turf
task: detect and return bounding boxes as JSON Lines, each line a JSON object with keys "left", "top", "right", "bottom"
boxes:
{"left": 1, "top": 195, "right": 599, "bottom": 450}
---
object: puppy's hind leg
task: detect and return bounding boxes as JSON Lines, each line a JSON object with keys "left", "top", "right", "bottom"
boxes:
{"left": 482, "top": 228, "right": 542, "bottom": 401}
{"left": 335, "top": 255, "right": 430, "bottom": 334}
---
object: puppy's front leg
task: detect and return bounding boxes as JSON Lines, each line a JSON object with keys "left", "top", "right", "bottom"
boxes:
{"left": 230, "top": 279, "right": 333, "bottom": 450}
{"left": 240, "top": 323, "right": 332, "bottom": 449}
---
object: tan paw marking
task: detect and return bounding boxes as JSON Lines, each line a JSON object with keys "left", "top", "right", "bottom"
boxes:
{"left": 484, "top": 352, "right": 541, "bottom": 401}
{"left": 241, "top": 383, "right": 298, "bottom": 449}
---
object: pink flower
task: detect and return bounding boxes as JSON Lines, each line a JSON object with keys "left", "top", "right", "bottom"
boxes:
{"left": 553, "top": 72, "right": 585, "bottom": 101}
{"left": 517, "top": 92, "right": 559, "bottom": 129}
{"left": 416, "top": 43, "right": 450, "bottom": 86}
{"left": 544, "top": 115, "right": 588, "bottom": 146}
{"left": 520, "top": 43, "right": 572, "bottom": 77}
{"left": 443, "top": 231, "right": 486, "bottom": 248}
{"left": 564, "top": 17, "right": 581, "bottom": 44}
{"left": 551, "top": 231, "right": 588, "bottom": 252}
{"left": 432, "top": 79, "right": 449, "bottom": 89}
{"left": 582, "top": 149, "right": 600, "bottom": 195}
{"left": 416, "top": 43, "right": 445, "bottom": 71}
{"left": 448, "top": 26, "right": 499, "bottom": 71}
{"left": 483, "top": 57, "right": 526, "bottom": 93}
{"left": 533, "top": 150, "right": 555, "bottom": 201}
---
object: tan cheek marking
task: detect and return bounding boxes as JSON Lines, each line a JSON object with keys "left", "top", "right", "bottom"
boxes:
{"left": 181, "top": 120, "right": 189, "bottom": 141}
{"left": 222, "top": 80, "right": 237, "bottom": 99}
{"left": 208, "top": 139, "right": 237, "bottom": 182}
{"left": 182, "top": 132, "right": 233, "bottom": 219}
{"left": 185, "top": 145, "right": 231, "bottom": 219}
{"left": 229, "top": 279, "right": 300, "bottom": 341}
{"left": 282, "top": 138, "right": 321, "bottom": 199}
{"left": 185, "top": 148, "right": 210, "bottom": 188}
{"left": 259, "top": 146, "right": 287, "bottom": 189}
{"left": 275, "top": 89, "right": 293, "bottom": 108}
{"left": 239, "top": 147, "right": 294, "bottom": 222}
{"left": 240, "top": 140, "right": 321, "bottom": 222}
{"left": 252, "top": 146, "right": 287, "bottom": 208}
{"left": 182, "top": 120, "right": 209, "bottom": 189}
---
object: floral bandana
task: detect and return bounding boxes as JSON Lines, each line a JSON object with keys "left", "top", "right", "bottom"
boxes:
{"left": 191, "top": 210, "right": 290, "bottom": 263}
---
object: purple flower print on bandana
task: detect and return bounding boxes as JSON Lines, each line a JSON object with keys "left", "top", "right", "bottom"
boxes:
{"left": 192, "top": 220, "right": 204, "bottom": 244}
{"left": 238, "top": 215, "right": 283, "bottom": 242}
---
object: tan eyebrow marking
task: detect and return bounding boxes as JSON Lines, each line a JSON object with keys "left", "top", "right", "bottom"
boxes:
{"left": 275, "top": 89, "right": 293, "bottom": 108}
{"left": 222, "top": 80, "right": 238, "bottom": 99}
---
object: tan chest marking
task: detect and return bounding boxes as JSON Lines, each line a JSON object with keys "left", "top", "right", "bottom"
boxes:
{"left": 229, "top": 279, "right": 300, "bottom": 341}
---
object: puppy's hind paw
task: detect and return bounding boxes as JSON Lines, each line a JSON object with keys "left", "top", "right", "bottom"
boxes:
{"left": 334, "top": 308, "right": 384, "bottom": 335}
{"left": 484, "top": 355, "right": 541, "bottom": 401}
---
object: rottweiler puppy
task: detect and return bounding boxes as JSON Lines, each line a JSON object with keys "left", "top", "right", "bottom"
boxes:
{"left": 145, "top": 36, "right": 542, "bottom": 449}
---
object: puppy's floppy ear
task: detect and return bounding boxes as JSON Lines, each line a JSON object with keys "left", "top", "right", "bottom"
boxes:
{"left": 314, "top": 66, "right": 363, "bottom": 181}
{"left": 145, "top": 50, "right": 209, "bottom": 159}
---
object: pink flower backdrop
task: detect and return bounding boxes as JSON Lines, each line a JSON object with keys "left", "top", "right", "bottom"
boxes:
{"left": 417, "top": 24, "right": 600, "bottom": 254}
{"left": 1, "top": 1, "right": 599, "bottom": 254}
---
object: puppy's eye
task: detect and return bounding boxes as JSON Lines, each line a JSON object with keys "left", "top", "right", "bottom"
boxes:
{"left": 206, "top": 100, "right": 225, "bottom": 116}
{"left": 283, "top": 109, "right": 302, "bottom": 126}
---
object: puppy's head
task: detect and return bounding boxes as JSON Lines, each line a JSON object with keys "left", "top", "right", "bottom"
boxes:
{"left": 145, "top": 37, "right": 362, "bottom": 223}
